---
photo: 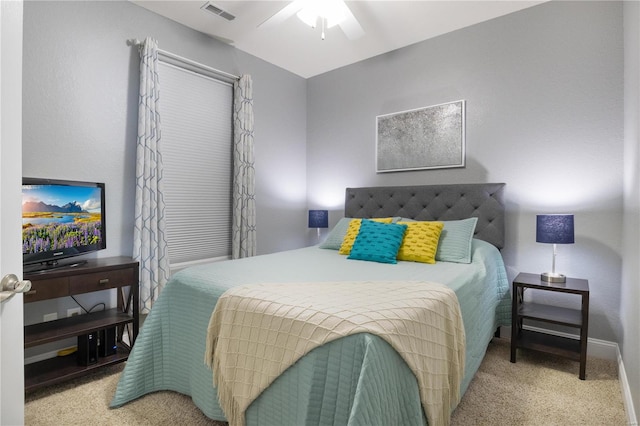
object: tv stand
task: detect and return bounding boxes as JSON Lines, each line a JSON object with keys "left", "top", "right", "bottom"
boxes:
{"left": 24, "top": 259, "right": 89, "bottom": 274}
{"left": 23, "top": 256, "right": 139, "bottom": 392}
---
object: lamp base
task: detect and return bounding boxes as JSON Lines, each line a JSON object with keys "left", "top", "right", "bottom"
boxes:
{"left": 541, "top": 272, "right": 566, "bottom": 283}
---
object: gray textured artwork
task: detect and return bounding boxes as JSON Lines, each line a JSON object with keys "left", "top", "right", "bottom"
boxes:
{"left": 376, "top": 100, "right": 465, "bottom": 172}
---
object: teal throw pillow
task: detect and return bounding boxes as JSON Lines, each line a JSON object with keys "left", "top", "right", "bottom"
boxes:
{"left": 347, "top": 220, "right": 408, "bottom": 264}
{"left": 435, "top": 217, "right": 478, "bottom": 264}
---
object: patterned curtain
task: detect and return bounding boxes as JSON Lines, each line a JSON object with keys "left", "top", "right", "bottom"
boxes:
{"left": 133, "top": 37, "right": 171, "bottom": 314}
{"left": 231, "top": 75, "right": 256, "bottom": 259}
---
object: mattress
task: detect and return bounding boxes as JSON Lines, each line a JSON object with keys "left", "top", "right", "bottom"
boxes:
{"left": 111, "top": 239, "right": 511, "bottom": 425}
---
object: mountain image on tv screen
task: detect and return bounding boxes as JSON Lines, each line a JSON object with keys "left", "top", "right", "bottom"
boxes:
{"left": 22, "top": 184, "right": 103, "bottom": 255}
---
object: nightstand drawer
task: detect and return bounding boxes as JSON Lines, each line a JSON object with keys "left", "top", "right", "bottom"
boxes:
{"left": 24, "top": 277, "right": 69, "bottom": 303}
{"left": 69, "top": 268, "right": 135, "bottom": 294}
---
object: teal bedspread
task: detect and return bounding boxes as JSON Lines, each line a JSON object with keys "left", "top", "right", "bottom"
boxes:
{"left": 111, "top": 240, "right": 510, "bottom": 425}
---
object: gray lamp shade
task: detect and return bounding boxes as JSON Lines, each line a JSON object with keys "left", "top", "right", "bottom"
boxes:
{"left": 308, "top": 210, "right": 328, "bottom": 228}
{"left": 536, "top": 214, "right": 575, "bottom": 244}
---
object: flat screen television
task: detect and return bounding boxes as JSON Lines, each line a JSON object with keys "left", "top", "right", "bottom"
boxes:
{"left": 22, "top": 177, "right": 106, "bottom": 272}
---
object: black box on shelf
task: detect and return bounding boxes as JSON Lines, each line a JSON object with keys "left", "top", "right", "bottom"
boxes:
{"left": 98, "top": 327, "right": 117, "bottom": 357}
{"left": 77, "top": 332, "right": 98, "bottom": 366}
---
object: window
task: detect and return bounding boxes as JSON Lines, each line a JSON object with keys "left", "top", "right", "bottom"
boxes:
{"left": 158, "top": 61, "right": 233, "bottom": 266}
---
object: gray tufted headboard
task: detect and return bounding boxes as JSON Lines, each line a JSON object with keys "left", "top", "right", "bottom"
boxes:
{"left": 344, "top": 183, "right": 506, "bottom": 249}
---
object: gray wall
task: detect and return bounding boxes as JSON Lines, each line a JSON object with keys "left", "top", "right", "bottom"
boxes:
{"left": 307, "top": 1, "right": 624, "bottom": 344}
{"left": 22, "top": 0, "right": 308, "bottom": 259}
{"left": 21, "top": 0, "right": 307, "bottom": 335}
{"left": 622, "top": 0, "right": 640, "bottom": 416}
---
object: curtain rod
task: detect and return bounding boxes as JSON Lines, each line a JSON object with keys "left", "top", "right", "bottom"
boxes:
{"left": 127, "top": 38, "right": 239, "bottom": 81}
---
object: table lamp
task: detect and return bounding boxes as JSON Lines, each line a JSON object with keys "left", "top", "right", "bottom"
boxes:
{"left": 308, "top": 209, "right": 328, "bottom": 241}
{"left": 536, "top": 214, "right": 574, "bottom": 283}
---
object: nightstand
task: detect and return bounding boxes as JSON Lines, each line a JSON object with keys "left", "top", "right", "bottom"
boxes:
{"left": 510, "top": 272, "right": 589, "bottom": 379}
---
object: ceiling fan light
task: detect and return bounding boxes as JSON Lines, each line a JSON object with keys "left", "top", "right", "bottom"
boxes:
{"left": 297, "top": 0, "right": 346, "bottom": 29}
{"left": 296, "top": 8, "right": 318, "bottom": 28}
{"left": 323, "top": 0, "right": 347, "bottom": 28}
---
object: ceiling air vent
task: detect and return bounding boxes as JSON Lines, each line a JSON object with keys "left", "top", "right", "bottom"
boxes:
{"left": 201, "top": 2, "right": 235, "bottom": 21}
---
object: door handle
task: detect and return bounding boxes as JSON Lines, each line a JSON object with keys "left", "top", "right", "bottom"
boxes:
{"left": 0, "top": 274, "right": 32, "bottom": 303}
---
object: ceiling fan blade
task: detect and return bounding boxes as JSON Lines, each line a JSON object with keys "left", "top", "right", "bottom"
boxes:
{"left": 212, "top": 34, "right": 235, "bottom": 45}
{"left": 258, "top": 0, "right": 306, "bottom": 30}
{"left": 338, "top": 3, "right": 364, "bottom": 40}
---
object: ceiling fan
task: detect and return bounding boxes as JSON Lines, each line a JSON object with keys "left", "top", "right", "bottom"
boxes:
{"left": 258, "top": 0, "right": 365, "bottom": 40}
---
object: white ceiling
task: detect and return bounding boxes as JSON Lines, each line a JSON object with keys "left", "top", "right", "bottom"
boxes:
{"left": 132, "top": 1, "right": 545, "bottom": 78}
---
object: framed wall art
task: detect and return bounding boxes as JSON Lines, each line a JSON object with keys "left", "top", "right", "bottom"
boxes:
{"left": 376, "top": 100, "right": 465, "bottom": 173}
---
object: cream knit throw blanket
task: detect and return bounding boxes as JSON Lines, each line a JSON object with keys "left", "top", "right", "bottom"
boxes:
{"left": 205, "top": 280, "right": 465, "bottom": 426}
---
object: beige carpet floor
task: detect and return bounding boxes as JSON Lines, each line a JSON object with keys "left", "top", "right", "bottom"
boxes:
{"left": 25, "top": 338, "right": 628, "bottom": 425}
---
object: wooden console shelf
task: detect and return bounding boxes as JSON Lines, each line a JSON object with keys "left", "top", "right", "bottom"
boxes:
{"left": 23, "top": 256, "right": 139, "bottom": 392}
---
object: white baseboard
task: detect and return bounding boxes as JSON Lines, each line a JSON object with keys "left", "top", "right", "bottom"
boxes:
{"left": 617, "top": 345, "right": 639, "bottom": 426}
{"left": 502, "top": 325, "right": 638, "bottom": 425}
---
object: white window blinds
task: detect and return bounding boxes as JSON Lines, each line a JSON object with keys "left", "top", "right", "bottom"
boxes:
{"left": 158, "top": 61, "right": 233, "bottom": 265}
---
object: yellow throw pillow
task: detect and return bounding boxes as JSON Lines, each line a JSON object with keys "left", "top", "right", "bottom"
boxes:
{"left": 338, "top": 217, "right": 394, "bottom": 255}
{"left": 396, "top": 221, "right": 445, "bottom": 264}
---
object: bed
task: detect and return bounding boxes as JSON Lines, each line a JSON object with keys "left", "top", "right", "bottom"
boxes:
{"left": 111, "top": 183, "right": 510, "bottom": 426}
